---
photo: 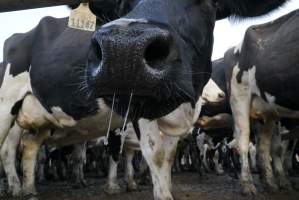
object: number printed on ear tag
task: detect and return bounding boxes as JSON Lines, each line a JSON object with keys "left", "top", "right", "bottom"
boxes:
{"left": 68, "top": 3, "right": 96, "bottom": 32}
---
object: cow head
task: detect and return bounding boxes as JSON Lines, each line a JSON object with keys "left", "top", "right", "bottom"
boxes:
{"left": 86, "top": 0, "right": 287, "bottom": 120}
{"left": 86, "top": 0, "right": 216, "bottom": 119}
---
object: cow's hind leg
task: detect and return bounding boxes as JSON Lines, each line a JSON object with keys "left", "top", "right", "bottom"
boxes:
{"left": 22, "top": 129, "right": 50, "bottom": 196}
{"left": 124, "top": 148, "right": 137, "bottom": 191}
{"left": 105, "top": 156, "right": 122, "bottom": 194}
{"left": 271, "top": 129, "right": 292, "bottom": 190}
{"left": 257, "top": 120, "right": 278, "bottom": 193}
{"left": 0, "top": 123, "right": 22, "bottom": 196}
{"left": 72, "top": 143, "right": 87, "bottom": 188}
{"left": 139, "top": 119, "right": 179, "bottom": 200}
{"left": 230, "top": 65, "right": 255, "bottom": 195}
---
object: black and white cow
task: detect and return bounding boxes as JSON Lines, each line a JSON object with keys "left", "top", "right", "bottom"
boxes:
{"left": 0, "top": 0, "right": 289, "bottom": 199}
{"left": 225, "top": 9, "right": 299, "bottom": 195}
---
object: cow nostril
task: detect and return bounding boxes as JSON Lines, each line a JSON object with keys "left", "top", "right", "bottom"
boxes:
{"left": 144, "top": 38, "right": 170, "bottom": 69}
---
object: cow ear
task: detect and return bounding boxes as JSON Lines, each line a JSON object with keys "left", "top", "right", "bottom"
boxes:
{"left": 215, "top": 0, "right": 288, "bottom": 20}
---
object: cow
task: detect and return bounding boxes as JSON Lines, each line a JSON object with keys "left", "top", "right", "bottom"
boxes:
{"left": 225, "top": 9, "right": 299, "bottom": 195}
{"left": 0, "top": 0, "right": 289, "bottom": 199}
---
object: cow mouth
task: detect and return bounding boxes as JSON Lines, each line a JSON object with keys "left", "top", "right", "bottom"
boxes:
{"left": 103, "top": 89, "right": 193, "bottom": 120}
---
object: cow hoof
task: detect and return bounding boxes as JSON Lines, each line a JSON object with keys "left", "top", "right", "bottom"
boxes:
{"left": 265, "top": 183, "right": 279, "bottom": 194}
{"left": 104, "top": 184, "right": 123, "bottom": 195}
{"left": 0, "top": 190, "right": 6, "bottom": 197}
{"left": 278, "top": 178, "right": 293, "bottom": 191}
{"left": 80, "top": 179, "right": 88, "bottom": 187}
{"left": 24, "top": 194, "right": 39, "bottom": 200}
{"left": 10, "top": 187, "right": 22, "bottom": 197}
{"left": 216, "top": 169, "right": 224, "bottom": 176}
{"left": 242, "top": 183, "right": 257, "bottom": 196}
{"left": 155, "top": 194, "right": 174, "bottom": 200}
{"left": 22, "top": 187, "right": 38, "bottom": 196}
{"left": 127, "top": 182, "right": 138, "bottom": 191}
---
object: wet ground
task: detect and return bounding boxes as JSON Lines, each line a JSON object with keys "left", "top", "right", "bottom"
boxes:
{"left": 2, "top": 173, "right": 299, "bottom": 200}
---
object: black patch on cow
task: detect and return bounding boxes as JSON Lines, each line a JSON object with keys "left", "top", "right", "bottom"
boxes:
{"left": 0, "top": 62, "right": 6, "bottom": 88}
{"left": 107, "top": 130, "right": 121, "bottom": 162}
{"left": 2, "top": 3, "right": 131, "bottom": 120}
{"left": 132, "top": 120, "right": 141, "bottom": 140}
{"left": 10, "top": 99, "right": 23, "bottom": 115}
{"left": 230, "top": 10, "right": 299, "bottom": 110}
{"left": 216, "top": 0, "right": 288, "bottom": 19}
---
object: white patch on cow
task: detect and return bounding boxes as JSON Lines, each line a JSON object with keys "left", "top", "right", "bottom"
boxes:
{"left": 102, "top": 18, "right": 148, "bottom": 28}
{"left": 124, "top": 148, "right": 137, "bottom": 191}
{"left": 234, "top": 38, "right": 244, "bottom": 55}
{"left": 201, "top": 79, "right": 225, "bottom": 105}
{"left": 138, "top": 118, "right": 179, "bottom": 200}
{"left": 296, "top": 154, "right": 299, "bottom": 163}
{"left": 249, "top": 142, "right": 257, "bottom": 171}
{"left": 0, "top": 63, "right": 31, "bottom": 147}
{"left": 265, "top": 92, "right": 276, "bottom": 104}
{"left": 107, "top": 156, "right": 121, "bottom": 193}
{"left": 46, "top": 98, "right": 124, "bottom": 146}
{"left": 0, "top": 63, "right": 31, "bottom": 100}
{"left": 227, "top": 139, "right": 236, "bottom": 149}
{"left": 158, "top": 102, "right": 198, "bottom": 137}
{"left": 50, "top": 107, "right": 77, "bottom": 127}
{"left": 0, "top": 123, "right": 22, "bottom": 196}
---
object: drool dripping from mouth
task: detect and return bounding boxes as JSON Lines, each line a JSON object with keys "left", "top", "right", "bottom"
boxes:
{"left": 119, "top": 92, "right": 133, "bottom": 154}
{"left": 104, "top": 93, "right": 116, "bottom": 146}
{"left": 104, "top": 92, "right": 134, "bottom": 155}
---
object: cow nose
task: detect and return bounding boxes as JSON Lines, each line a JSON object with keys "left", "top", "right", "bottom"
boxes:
{"left": 144, "top": 36, "right": 171, "bottom": 71}
{"left": 88, "top": 24, "right": 175, "bottom": 96}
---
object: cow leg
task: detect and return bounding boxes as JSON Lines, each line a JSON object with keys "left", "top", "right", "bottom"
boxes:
{"left": 271, "top": 131, "right": 292, "bottom": 190}
{"left": 0, "top": 170, "right": 5, "bottom": 196}
{"left": 37, "top": 145, "right": 47, "bottom": 184}
{"left": 257, "top": 120, "right": 278, "bottom": 192}
{"left": 124, "top": 148, "right": 137, "bottom": 191}
{"left": 137, "top": 157, "right": 151, "bottom": 185}
{"left": 284, "top": 140, "right": 297, "bottom": 175}
{"left": 213, "top": 150, "right": 224, "bottom": 175}
{"left": 202, "top": 144, "right": 211, "bottom": 172}
{"left": 72, "top": 143, "right": 87, "bottom": 187}
{"left": 0, "top": 123, "right": 22, "bottom": 196}
{"left": 139, "top": 119, "right": 179, "bottom": 200}
{"left": 230, "top": 65, "right": 255, "bottom": 195}
{"left": 105, "top": 156, "right": 122, "bottom": 194}
{"left": 249, "top": 143, "right": 258, "bottom": 173}
{"left": 22, "top": 129, "right": 50, "bottom": 196}
{"left": 0, "top": 106, "right": 17, "bottom": 149}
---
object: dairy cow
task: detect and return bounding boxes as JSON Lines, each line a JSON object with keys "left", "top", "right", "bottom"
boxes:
{"left": 0, "top": 0, "right": 289, "bottom": 199}
{"left": 226, "top": 9, "right": 299, "bottom": 194}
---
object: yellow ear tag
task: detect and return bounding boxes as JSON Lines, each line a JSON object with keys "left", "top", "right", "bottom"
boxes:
{"left": 68, "top": 3, "right": 96, "bottom": 32}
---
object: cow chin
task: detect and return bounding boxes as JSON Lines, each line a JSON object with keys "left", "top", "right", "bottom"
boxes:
{"left": 103, "top": 93, "right": 190, "bottom": 120}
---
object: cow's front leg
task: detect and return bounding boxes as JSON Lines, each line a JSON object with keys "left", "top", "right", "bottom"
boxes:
{"left": 124, "top": 148, "right": 137, "bottom": 191}
{"left": 257, "top": 120, "right": 278, "bottom": 192}
{"left": 22, "top": 129, "right": 50, "bottom": 196}
{"left": 230, "top": 65, "right": 256, "bottom": 195}
{"left": 271, "top": 127, "right": 292, "bottom": 190}
{"left": 139, "top": 119, "right": 179, "bottom": 200}
{"left": 0, "top": 123, "right": 22, "bottom": 196}
{"left": 72, "top": 143, "right": 87, "bottom": 188}
{"left": 105, "top": 156, "right": 122, "bottom": 194}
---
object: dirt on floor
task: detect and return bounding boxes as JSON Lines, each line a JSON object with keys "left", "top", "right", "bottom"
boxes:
{"left": 2, "top": 172, "right": 299, "bottom": 200}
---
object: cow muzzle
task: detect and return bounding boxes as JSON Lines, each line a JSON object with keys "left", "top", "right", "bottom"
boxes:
{"left": 87, "top": 23, "right": 177, "bottom": 99}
